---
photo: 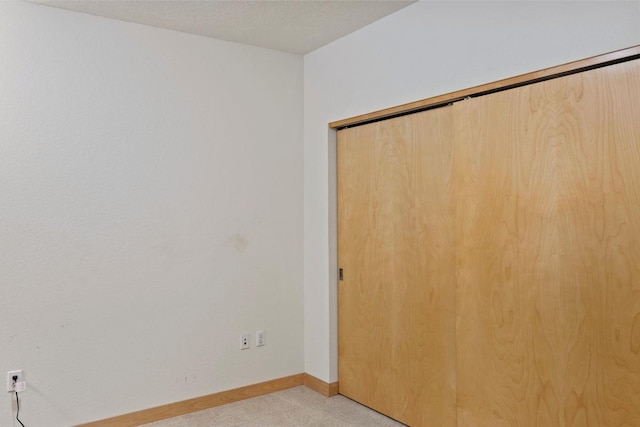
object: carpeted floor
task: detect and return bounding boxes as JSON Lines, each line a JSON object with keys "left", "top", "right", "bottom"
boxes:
{"left": 142, "top": 386, "right": 405, "bottom": 426}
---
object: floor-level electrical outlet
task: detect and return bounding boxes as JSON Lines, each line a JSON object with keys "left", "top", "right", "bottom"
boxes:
{"left": 240, "top": 334, "right": 250, "bottom": 350}
{"left": 6, "top": 370, "right": 25, "bottom": 393}
{"left": 256, "top": 330, "right": 265, "bottom": 347}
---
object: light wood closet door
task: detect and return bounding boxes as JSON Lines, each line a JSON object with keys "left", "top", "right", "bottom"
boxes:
{"left": 455, "top": 60, "right": 640, "bottom": 426}
{"left": 338, "top": 108, "right": 457, "bottom": 426}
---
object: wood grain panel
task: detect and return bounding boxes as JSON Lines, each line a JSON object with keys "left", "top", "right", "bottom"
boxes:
{"left": 338, "top": 118, "right": 410, "bottom": 421}
{"left": 405, "top": 107, "right": 457, "bottom": 427}
{"left": 556, "top": 59, "right": 640, "bottom": 427}
{"left": 455, "top": 59, "right": 640, "bottom": 426}
{"left": 338, "top": 107, "right": 456, "bottom": 426}
{"left": 454, "top": 90, "right": 523, "bottom": 427}
{"left": 338, "top": 121, "right": 393, "bottom": 416}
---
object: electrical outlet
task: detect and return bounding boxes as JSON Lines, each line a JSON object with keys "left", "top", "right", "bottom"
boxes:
{"left": 240, "top": 334, "right": 250, "bottom": 350}
{"left": 6, "top": 370, "right": 25, "bottom": 393}
{"left": 256, "top": 330, "right": 265, "bottom": 347}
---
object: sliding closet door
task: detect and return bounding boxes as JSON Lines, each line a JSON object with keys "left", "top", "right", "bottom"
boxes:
{"left": 338, "top": 107, "right": 457, "bottom": 426}
{"left": 455, "top": 60, "right": 640, "bottom": 426}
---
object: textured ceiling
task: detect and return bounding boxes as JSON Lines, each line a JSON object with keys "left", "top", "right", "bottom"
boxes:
{"left": 28, "top": 0, "right": 417, "bottom": 54}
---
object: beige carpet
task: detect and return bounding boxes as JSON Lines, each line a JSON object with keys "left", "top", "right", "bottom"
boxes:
{"left": 142, "top": 386, "right": 405, "bottom": 426}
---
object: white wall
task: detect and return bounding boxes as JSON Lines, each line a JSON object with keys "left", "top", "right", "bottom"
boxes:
{"left": 303, "top": 0, "right": 640, "bottom": 382}
{"left": 0, "top": 2, "right": 303, "bottom": 425}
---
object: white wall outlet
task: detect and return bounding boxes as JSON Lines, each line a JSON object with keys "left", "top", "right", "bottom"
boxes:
{"left": 256, "top": 330, "right": 265, "bottom": 347}
{"left": 240, "top": 334, "right": 250, "bottom": 350}
{"left": 6, "top": 370, "right": 25, "bottom": 393}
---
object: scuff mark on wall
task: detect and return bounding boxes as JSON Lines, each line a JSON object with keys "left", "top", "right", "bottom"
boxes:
{"left": 229, "top": 233, "right": 249, "bottom": 253}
